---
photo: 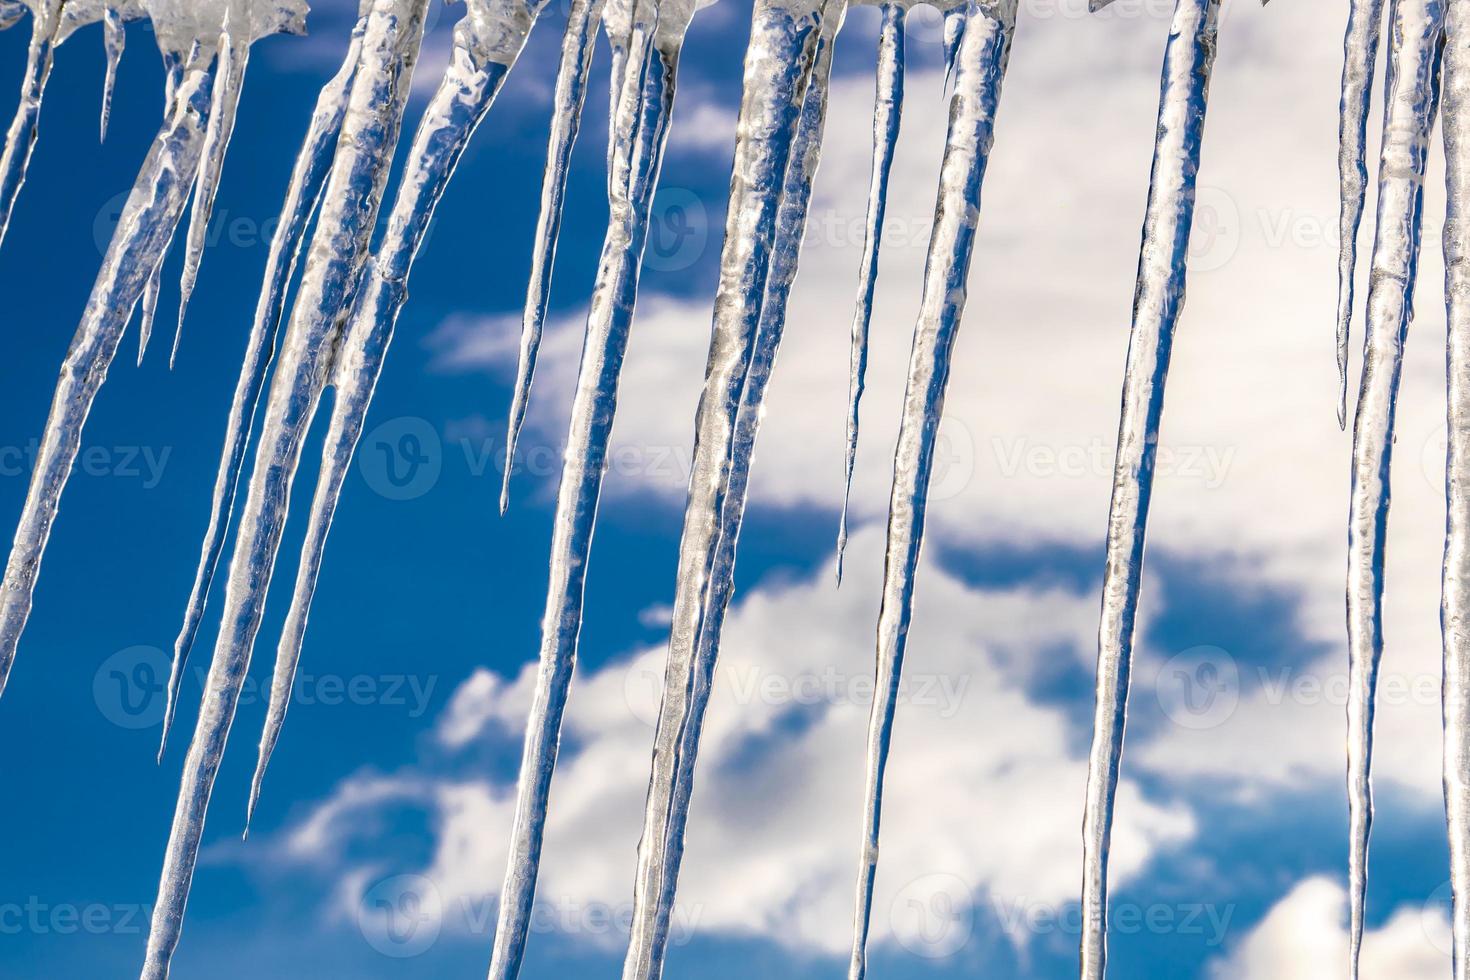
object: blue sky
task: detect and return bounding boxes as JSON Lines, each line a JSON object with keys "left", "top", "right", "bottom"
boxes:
{"left": 0, "top": 0, "right": 1459, "bottom": 977}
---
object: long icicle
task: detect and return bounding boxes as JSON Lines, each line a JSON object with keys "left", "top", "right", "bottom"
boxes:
{"left": 501, "top": 0, "right": 607, "bottom": 513}
{"left": 1344, "top": 0, "right": 1445, "bottom": 974}
{"left": 1338, "top": 0, "right": 1390, "bottom": 428}
{"left": 845, "top": 4, "right": 1015, "bottom": 977}
{"left": 0, "top": 0, "right": 62, "bottom": 251}
{"left": 1078, "top": 1, "right": 1221, "bottom": 977}
{"left": 246, "top": 0, "right": 551, "bottom": 829}
{"left": 159, "top": 6, "right": 371, "bottom": 759}
{"left": 1444, "top": 2, "right": 1470, "bottom": 973}
{"left": 650, "top": 20, "right": 838, "bottom": 973}
{"left": 0, "top": 37, "right": 220, "bottom": 700}
{"left": 140, "top": 3, "right": 429, "bottom": 975}
{"left": 488, "top": 3, "right": 696, "bottom": 976}
{"left": 172, "top": 4, "right": 252, "bottom": 366}
{"left": 100, "top": 3, "right": 126, "bottom": 141}
{"left": 619, "top": 2, "right": 841, "bottom": 977}
{"left": 137, "top": 49, "right": 186, "bottom": 366}
{"left": 836, "top": 0, "right": 904, "bottom": 584}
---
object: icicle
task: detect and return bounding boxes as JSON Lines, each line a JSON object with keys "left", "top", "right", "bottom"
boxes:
{"left": 488, "top": 2, "right": 698, "bottom": 976}
{"left": 942, "top": 3, "right": 965, "bottom": 86}
{"left": 1338, "top": 0, "right": 1390, "bottom": 429}
{"left": 137, "top": 50, "right": 186, "bottom": 367}
{"left": 836, "top": 0, "right": 904, "bottom": 584}
{"left": 0, "top": 0, "right": 63, "bottom": 252}
{"left": 0, "top": 2, "right": 24, "bottom": 31}
{"left": 100, "top": 4, "right": 126, "bottom": 141}
{"left": 1078, "top": 1, "right": 1223, "bottom": 977}
{"left": 159, "top": 9, "right": 371, "bottom": 757}
{"left": 173, "top": 4, "right": 253, "bottom": 366}
{"left": 646, "top": 21, "right": 839, "bottom": 976}
{"left": 141, "top": 3, "right": 427, "bottom": 976}
{"left": 1446, "top": 2, "right": 1470, "bottom": 971}
{"left": 617, "top": 3, "right": 842, "bottom": 978}
{"left": 843, "top": 4, "right": 1014, "bottom": 977}
{"left": 604, "top": 0, "right": 634, "bottom": 190}
{"left": 501, "top": 0, "right": 607, "bottom": 514}
{"left": 1343, "top": 0, "right": 1445, "bottom": 975}
{"left": 0, "top": 35, "right": 222, "bottom": 700}
{"left": 246, "top": 0, "right": 551, "bottom": 827}
{"left": 1446, "top": 5, "right": 1470, "bottom": 975}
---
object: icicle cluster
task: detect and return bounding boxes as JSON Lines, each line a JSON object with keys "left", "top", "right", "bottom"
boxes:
{"left": 0, "top": 0, "right": 305, "bottom": 703}
{"left": 0, "top": 0, "right": 147, "bottom": 251}
{"left": 6, "top": 0, "right": 1442, "bottom": 978}
{"left": 1334, "top": 0, "right": 1468, "bottom": 978}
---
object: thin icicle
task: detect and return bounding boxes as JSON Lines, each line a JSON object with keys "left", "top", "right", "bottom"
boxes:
{"left": 161, "top": 4, "right": 369, "bottom": 755}
{"left": 0, "top": 36, "right": 221, "bottom": 701}
{"left": 502, "top": 0, "right": 607, "bottom": 513}
{"left": 488, "top": 2, "right": 696, "bottom": 976}
{"left": 142, "top": 3, "right": 427, "bottom": 976}
{"left": 1079, "top": 1, "right": 1221, "bottom": 977}
{"left": 836, "top": 0, "right": 903, "bottom": 584}
{"left": 649, "top": 24, "right": 838, "bottom": 976}
{"left": 0, "top": 0, "right": 145, "bottom": 248}
{"left": 173, "top": 5, "right": 253, "bottom": 366}
{"left": 246, "top": 0, "right": 551, "bottom": 828}
{"left": 100, "top": 4, "right": 126, "bottom": 141}
{"left": 159, "top": 8, "right": 370, "bottom": 756}
{"left": 1444, "top": 3, "right": 1470, "bottom": 974}
{"left": 1338, "top": 0, "right": 1390, "bottom": 429}
{"left": 137, "top": 50, "right": 186, "bottom": 367}
{"left": 942, "top": 2, "right": 965, "bottom": 85}
{"left": 0, "top": 0, "right": 62, "bottom": 252}
{"left": 1344, "top": 0, "right": 1445, "bottom": 975}
{"left": 618, "top": 2, "right": 841, "bottom": 978}
{"left": 845, "top": 4, "right": 1014, "bottom": 977}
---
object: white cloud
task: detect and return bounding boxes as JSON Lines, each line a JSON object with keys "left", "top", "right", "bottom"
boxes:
{"left": 1208, "top": 877, "right": 1451, "bottom": 980}
{"left": 425, "top": 0, "right": 1449, "bottom": 807}
{"left": 261, "top": 528, "right": 1193, "bottom": 957}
